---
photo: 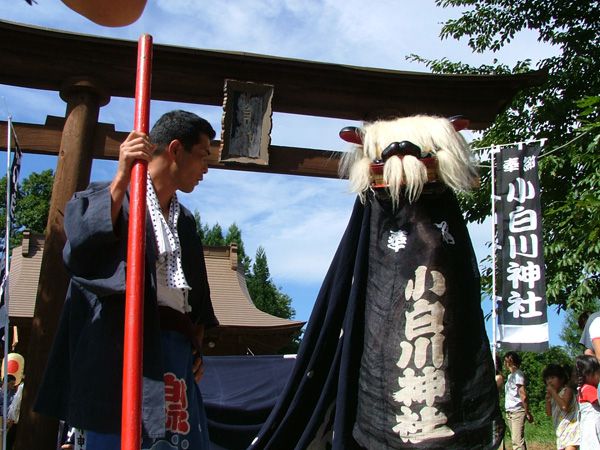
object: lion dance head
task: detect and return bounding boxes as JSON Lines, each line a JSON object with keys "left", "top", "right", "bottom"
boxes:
{"left": 339, "top": 115, "right": 477, "bottom": 207}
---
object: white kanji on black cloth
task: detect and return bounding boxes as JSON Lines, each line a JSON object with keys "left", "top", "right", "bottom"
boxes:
{"left": 392, "top": 266, "right": 453, "bottom": 443}
{"left": 387, "top": 230, "right": 408, "bottom": 252}
{"left": 434, "top": 221, "right": 455, "bottom": 245}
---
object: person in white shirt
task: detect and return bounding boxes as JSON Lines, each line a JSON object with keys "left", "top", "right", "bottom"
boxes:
{"left": 580, "top": 311, "right": 600, "bottom": 361}
{"left": 504, "top": 351, "right": 534, "bottom": 450}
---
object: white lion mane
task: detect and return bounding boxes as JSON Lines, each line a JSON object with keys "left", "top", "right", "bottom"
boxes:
{"left": 339, "top": 115, "right": 477, "bottom": 206}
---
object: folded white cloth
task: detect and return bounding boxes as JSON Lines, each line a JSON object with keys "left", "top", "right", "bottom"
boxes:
{"left": 146, "top": 174, "right": 191, "bottom": 294}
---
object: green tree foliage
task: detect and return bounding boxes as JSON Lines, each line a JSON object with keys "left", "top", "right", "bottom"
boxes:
{"left": 193, "top": 211, "right": 203, "bottom": 239}
{"left": 0, "top": 169, "right": 53, "bottom": 246}
{"left": 202, "top": 222, "right": 225, "bottom": 246}
{"left": 193, "top": 216, "right": 253, "bottom": 274}
{"left": 246, "top": 246, "right": 296, "bottom": 320}
{"left": 224, "top": 223, "right": 252, "bottom": 275}
{"left": 412, "top": 0, "right": 600, "bottom": 310}
{"left": 559, "top": 309, "right": 585, "bottom": 358}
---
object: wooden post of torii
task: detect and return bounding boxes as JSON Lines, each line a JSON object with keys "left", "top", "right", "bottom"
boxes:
{"left": 14, "top": 78, "right": 109, "bottom": 450}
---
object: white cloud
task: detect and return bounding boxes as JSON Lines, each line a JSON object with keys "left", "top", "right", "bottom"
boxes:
{"left": 178, "top": 169, "right": 355, "bottom": 283}
{"left": 0, "top": 87, "right": 64, "bottom": 124}
{"left": 263, "top": 202, "right": 354, "bottom": 282}
{"left": 271, "top": 113, "right": 359, "bottom": 151}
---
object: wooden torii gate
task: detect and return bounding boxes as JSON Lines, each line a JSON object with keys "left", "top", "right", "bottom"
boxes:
{"left": 0, "top": 20, "right": 546, "bottom": 450}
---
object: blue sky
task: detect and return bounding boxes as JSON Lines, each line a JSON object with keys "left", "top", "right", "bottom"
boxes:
{"left": 0, "top": 0, "right": 568, "bottom": 346}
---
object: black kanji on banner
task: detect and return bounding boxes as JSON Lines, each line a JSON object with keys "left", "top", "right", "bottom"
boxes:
{"left": 495, "top": 142, "right": 549, "bottom": 352}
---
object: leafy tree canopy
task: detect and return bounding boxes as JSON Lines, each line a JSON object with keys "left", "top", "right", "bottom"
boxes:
{"left": 411, "top": 0, "right": 600, "bottom": 311}
{"left": 223, "top": 223, "right": 252, "bottom": 275}
{"left": 202, "top": 222, "right": 225, "bottom": 246}
{"left": 246, "top": 246, "right": 296, "bottom": 320}
{"left": 0, "top": 169, "right": 53, "bottom": 247}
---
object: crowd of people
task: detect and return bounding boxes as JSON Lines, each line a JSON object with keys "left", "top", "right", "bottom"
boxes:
{"left": 498, "top": 312, "right": 600, "bottom": 450}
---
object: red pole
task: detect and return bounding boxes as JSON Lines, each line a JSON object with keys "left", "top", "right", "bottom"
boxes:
{"left": 122, "top": 34, "right": 152, "bottom": 450}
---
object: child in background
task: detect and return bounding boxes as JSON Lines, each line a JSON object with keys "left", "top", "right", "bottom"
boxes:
{"left": 575, "top": 355, "right": 600, "bottom": 449}
{"left": 544, "top": 364, "right": 580, "bottom": 450}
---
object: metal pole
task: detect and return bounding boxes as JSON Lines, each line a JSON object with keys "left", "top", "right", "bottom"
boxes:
{"left": 490, "top": 145, "right": 499, "bottom": 368}
{"left": 121, "top": 34, "right": 152, "bottom": 450}
{"left": 2, "top": 116, "right": 11, "bottom": 450}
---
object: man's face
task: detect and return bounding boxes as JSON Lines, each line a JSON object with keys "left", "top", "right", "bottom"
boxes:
{"left": 173, "top": 134, "right": 211, "bottom": 193}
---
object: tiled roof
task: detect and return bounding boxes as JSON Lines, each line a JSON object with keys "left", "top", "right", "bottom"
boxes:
{"left": 204, "top": 245, "right": 304, "bottom": 329}
{"left": 8, "top": 232, "right": 44, "bottom": 318}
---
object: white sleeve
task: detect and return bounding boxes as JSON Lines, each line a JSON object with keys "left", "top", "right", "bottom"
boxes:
{"left": 514, "top": 372, "right": 525, "bottom": 386}
{"left": 7, "top": 384, "right": 23, "bottom": 423}
{"left": 589, "top": 317, "right": 600, "bottom": 341}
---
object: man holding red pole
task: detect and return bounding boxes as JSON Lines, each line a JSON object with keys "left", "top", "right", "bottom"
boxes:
{"left": 35, "top": 110, "right": 219, "bottom": 450}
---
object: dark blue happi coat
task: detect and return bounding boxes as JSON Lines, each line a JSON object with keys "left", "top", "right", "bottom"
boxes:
{"left": 34, "top": 182, "right": 218, "bottom": 438}
{"left": 250, "top": 188, "right": 503, "bottom": 449}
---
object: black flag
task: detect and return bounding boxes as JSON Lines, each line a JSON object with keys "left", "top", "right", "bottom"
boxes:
{"left": 495, "top": 142, "right": 549, "bottom": 352}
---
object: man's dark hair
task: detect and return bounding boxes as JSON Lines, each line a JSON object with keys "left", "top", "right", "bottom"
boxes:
{"left": 504, "top": 351, "right": 521, "bottom": 367}
{"left": 542, "top": 363, "right": 569, "bottom": 384}
{"left": 578, "top": 311, "right": 591, "bottom": 331}
{"left": 149, "top": 110, "right": 215, "bottom": 154}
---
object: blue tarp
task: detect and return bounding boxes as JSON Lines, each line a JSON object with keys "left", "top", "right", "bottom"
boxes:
{"left": 199, "top": 355, "right": 296, "bottom": 450}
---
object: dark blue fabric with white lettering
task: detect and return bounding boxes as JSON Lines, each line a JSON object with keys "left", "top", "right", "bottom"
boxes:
{"left": 251, "top": 189, "right": 503, "bottom": 449}
{"left": 495, "top": 142, "right": 548, "bottom": 351}
{"left": 354, "top": 189, "right": 503, "bottom": 448}
{"left": 141, "top": 330, "right": 210, "bottom": 449}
